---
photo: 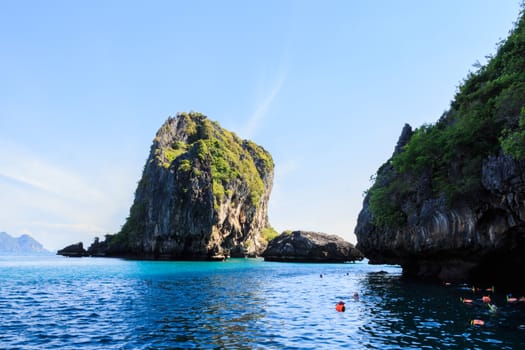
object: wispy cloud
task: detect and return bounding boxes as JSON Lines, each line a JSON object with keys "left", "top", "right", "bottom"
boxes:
{"left": 0, "top": 142, "right": 136, "bottom": 250}
{"left": 241, "top": 71, "right": 286, "bottom": 138}
{"left": 0, "top": 152, "right": 106, "bottom": 203}
{"left": 23, "top": 222, "right": 107, "bottom": 233}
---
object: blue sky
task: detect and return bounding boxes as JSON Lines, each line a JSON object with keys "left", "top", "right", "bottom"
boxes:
{"left": 0, "top": 1, "right": 522, "bottom": 250}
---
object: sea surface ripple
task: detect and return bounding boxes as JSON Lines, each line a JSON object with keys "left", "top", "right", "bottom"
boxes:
{"left": 0, "top": 256, "right": 524, "bottom": 349}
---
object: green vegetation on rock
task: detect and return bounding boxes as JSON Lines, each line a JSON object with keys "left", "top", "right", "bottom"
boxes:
{"left": 261, "top": 227, "right": 279, "bottom": 242}
{"left": 196, "top": 117, "right": 272, "bottom": 208}
{"left": 367, "top": 9, "right": 525, "bottom": 227}
{"left": 150, "top": 111, "right": 273, "bottom": 208}
{"left": 178, "top": 159, "right": 192, "bottom": 173}
{"left": 107, "top": 111, "right": 274, "bottom": 252}
{"left": 368, "top": 177, "right": 406, "bottom": 228}
{"left": 500, "top": 109, "right": 525, "bottom": 159}
{"left": 110, "top": 201, "right": 146, "bottom": 251}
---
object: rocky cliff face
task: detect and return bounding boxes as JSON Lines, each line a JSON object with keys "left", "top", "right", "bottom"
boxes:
{"left": 101, "top": 112, "right": 274, "bottom": 259}
{"left": 356, "top": 12, "right": 525, "bottom": 286}
{"left": 356, "top": 128, "right": 525, "bottom": 283}
{"left": 263, "top": 231, "right": 363, "bottom": 263}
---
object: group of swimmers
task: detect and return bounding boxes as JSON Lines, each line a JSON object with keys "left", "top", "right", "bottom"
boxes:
{"left": 334, "top": 282, "right": 524, "bottom": 325}
{"left": 458, "top": 285, "right": 525, "bottom": 326}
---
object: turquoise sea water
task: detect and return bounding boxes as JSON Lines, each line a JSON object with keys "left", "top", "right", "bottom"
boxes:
{"left": 1, "top": 256, "right": 524, "bottom": 349}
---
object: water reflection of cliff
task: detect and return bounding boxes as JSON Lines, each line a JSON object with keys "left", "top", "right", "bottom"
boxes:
{"left": 129, "top": 271, "right": 269, "bottom": 348}
{"left": 357, "top": 271, "right": 525, "bottom": 348}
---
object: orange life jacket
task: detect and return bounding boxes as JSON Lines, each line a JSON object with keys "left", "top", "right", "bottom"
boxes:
{"left": 471, "top": 319, "right": 484, "bottom": 326}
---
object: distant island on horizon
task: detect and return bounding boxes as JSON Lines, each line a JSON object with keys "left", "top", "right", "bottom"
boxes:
{"left": 0, "top": 231, "right": 50, "bottom": 254}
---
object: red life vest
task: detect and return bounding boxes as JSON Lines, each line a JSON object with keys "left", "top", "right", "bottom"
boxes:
{"left": 335, "top": 302, "right": 345, "bottom": 312}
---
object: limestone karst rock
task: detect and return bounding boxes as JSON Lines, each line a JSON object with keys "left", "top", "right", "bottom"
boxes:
{"left": 263, "top": 230, "right": 363, "bottom": 263}
{"left": 356, "top": 13, "right": 525, "bottom": 286}
{"left": 96, "top": 112, "right": 274, "bottom": 260}
{"left": 57, "top": 242, "right": 86, "bottom": 257}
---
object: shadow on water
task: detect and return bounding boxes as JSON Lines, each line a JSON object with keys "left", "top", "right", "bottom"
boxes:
{"left": 123, "top": 265, "right": 272, "bottom": 349}
{"left": 357, "top": 271, "right": 525, "bottom": 349}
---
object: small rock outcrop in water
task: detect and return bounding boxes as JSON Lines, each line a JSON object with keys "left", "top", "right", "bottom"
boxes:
{"left": 262, "top": 231, "right": 363, "bottom": 263}
{"left": 356, "top": 13, "right": 525, "bottom": 286}
{"left": 86, "top": 236, "right": 109, "bottom": 257}
{"left": 57, "top": 242, "right": 86, "bottom": 257}
{"left": 86, "top": 112, "right": 274, "bottom": 260}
